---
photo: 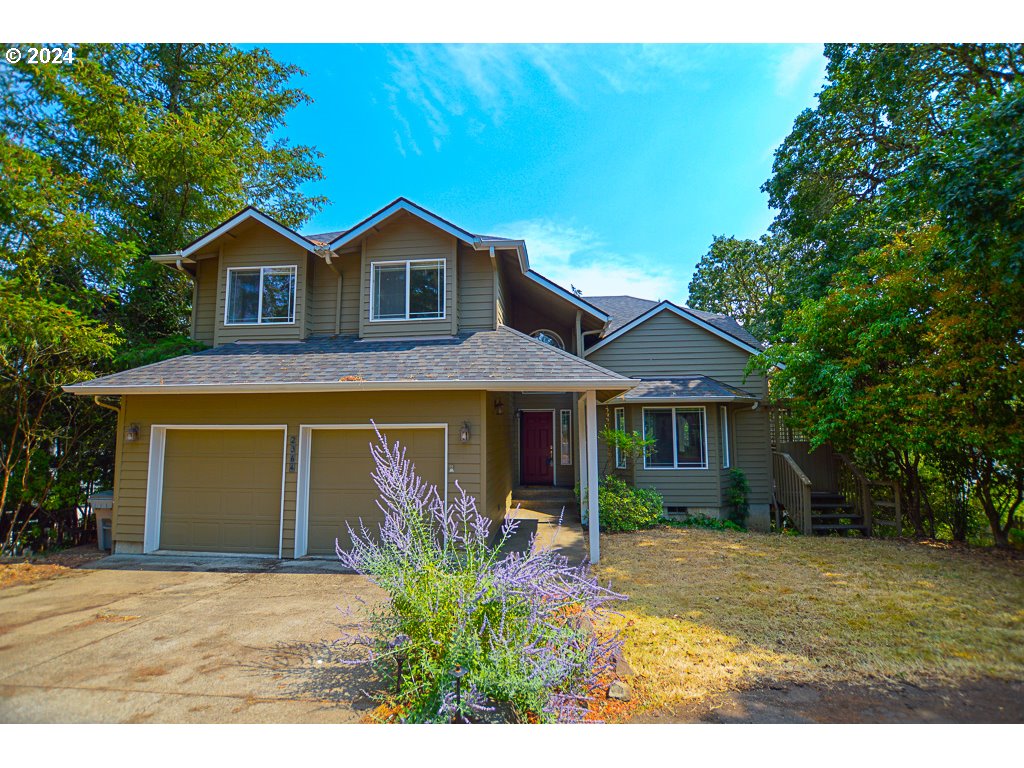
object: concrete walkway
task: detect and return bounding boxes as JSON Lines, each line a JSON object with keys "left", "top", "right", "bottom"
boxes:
{"left": 0, "top": 564, "right": 381, "bottom": 723}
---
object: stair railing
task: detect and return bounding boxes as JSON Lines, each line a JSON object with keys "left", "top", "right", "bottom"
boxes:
{"left": 773, "top": 451, "right": 813, "bottom": 534}
{"left": 834, "top": 453, "right": 872, "bottom": 533}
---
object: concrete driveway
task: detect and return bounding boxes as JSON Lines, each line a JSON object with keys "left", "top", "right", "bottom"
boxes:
{"left": 0, "top": 556, "right": 383, "bottom": 723}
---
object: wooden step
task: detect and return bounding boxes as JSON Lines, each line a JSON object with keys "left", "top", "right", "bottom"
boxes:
{"left": 812, "top": 524, "right": 869, "bottom": 533}
{"left": 811, "top": 502, "right": 856, "bottom": 512}
{"left": 812, "top": 513, "right": 864, "bottom": 523}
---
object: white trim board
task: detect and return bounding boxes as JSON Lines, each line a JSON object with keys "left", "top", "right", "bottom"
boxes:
{"left": 294, "top": 423, "right": 449, "bottom": 559}
{"left": 174, "top": 208, "right": 315, "bottom": 259}
{"left": 143, "top": 424, "right": 288, "bottom": 557}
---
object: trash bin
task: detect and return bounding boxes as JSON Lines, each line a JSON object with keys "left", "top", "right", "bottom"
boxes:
{"left": 99, "top": 518, "right": 112, "bottom": 551}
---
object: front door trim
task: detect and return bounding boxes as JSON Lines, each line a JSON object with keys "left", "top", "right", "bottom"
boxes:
{"left": 519, "top": 409, "right": 556, "bottom": 486}
{"left": 144, "top": 424, "right": 288, "bottom": 557}
{"left": 294, "top": 423, "right": 449, "bottom": 559}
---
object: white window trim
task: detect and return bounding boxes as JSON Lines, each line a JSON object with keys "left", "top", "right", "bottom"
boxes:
{"left": 369, "top": 258, "right": 447, "bottom": 322}
{"left": 224, "top": 265, "right": 297, "bottom": 326}
{"left": 614, "top": 407, "right": 627, "bottom": 469}
{"left": 641, "top": 406, "right": 708, "bottom": 470}
{"left": 531, "top": 329, "right": 566, "bottom": 350}
{"left": 720, "top": 405, "right": 731, "bottom": 469}
{"left": 294, "top": 423, "right": 448, "bottom": 558}
{"left": 559, "top": 409, "right": 573, "bottom": 466}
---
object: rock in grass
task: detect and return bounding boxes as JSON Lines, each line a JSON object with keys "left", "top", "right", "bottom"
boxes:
{"left": 608, "top": 680, "right": 632, "bottom": 701}
{"left": 614, "top": 653, "right": 635, "bottom": 677}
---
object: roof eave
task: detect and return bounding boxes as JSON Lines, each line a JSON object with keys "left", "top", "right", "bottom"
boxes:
{"left": 64, "top": 378, "right": 636, "bottom": 396}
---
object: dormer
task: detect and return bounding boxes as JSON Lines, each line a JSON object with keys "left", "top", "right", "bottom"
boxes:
{"left": 153, "top": 199, "right": 610, "bottom": 352}
{"left": 152, "top": 208, "right": 317, "bottom": 346}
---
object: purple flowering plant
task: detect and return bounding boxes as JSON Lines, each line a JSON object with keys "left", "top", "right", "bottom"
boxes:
{"left": 335, "top": 428, "right": 626, "bottom": 723}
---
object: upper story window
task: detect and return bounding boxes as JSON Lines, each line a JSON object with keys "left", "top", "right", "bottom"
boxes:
{"left": 371, "top": 259, "right": 445, "bottom": 321}
{"left": 531, "top": 329, "right": 565, "bottom": 350}
{"left": 225, "top": 266, "right": 296, "bottom": 325}
{"left": 642, "top": 406, "right": 708, "bottom": 470}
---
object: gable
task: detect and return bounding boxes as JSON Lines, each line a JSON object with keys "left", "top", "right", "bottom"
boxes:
{"left": 585, "top": 307, "right": 766, "bottom": 398}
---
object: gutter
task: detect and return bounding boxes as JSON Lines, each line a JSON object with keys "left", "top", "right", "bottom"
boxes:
{"left": 64, "top": 378, "right": 637, "bottom": 396}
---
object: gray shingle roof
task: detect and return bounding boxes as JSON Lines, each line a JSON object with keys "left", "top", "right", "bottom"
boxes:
{"left": 585, "top": 296, "right": 659, "bottom": 333}
{"left": 66, "top": 326, "right": 633, "bottom": 394}
{"left": 586, "top": 295, "right": 764, "bottom": 349}
{"left": 608, "top": 376, "right": 758, "bottom": 402}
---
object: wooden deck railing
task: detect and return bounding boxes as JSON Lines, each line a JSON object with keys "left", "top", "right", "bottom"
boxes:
{"left": 835, "top": 453, "right": 872, "bottom": 530}
{"left": 867, "top": 480, "right": 902, "bottom": 534}
{"left": 773, "top": 451, "right": 813, "bottom": 534}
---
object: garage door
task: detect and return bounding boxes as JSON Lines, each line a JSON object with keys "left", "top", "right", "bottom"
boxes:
{"left": 306, "top": 428, "right": 445, "bottom": 555}
{"left": 159, "top": 429, "right": 283, "bottom": 554}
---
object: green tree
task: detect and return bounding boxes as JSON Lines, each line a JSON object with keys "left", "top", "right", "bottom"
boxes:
{"left": 759, "top": 44, "right": 1024, "bottom": 546}
{"left": 0, "top": 44, "right": 325, "bottom": 547}
{"left": 0, "top": 282, "right": 118, "bottom": 551}
{"left": 686, "top": 233, "right": 792, "bottom": 342}
{"left": 2, "top": 43, "right": 327, "bottom": 341}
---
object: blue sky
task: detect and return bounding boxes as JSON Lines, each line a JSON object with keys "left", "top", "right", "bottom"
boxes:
{"left": 263, "top": 44, "right": 826, "bottom": 303}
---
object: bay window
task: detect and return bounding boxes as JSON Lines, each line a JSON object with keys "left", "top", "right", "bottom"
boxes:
{"left": 371, "top": 259, "right": 445, "bottom": 321}
{"left": 642, "top": 406, "right": 708, "bottom": 469}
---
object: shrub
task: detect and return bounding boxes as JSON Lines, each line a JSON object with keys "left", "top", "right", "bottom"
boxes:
{"left": 335, "top": 430, "right": 626, "bottom": 723}
{"left": 597, "top": 475, "right": 663, "bottom": 532}
{"left": 725, "top": 468, "right": 750, "bottom": 527}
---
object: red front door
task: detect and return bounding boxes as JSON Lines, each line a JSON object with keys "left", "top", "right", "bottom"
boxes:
{"left": 521, "top": 411, "right": 554, "bottom": 485}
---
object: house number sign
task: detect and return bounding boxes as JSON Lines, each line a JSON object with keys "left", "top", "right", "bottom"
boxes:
{"left": 288, "top": 435, "right": 297, "bottom": 473}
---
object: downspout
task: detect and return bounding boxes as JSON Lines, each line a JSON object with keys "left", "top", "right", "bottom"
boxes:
{"left": 580, "top": 328, "right": 604, "bottom": 357}
{"left": 575, "top": 310, "right": 583, "bottom": 356}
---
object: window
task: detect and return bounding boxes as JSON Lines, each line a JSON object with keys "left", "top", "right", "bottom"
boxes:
{"left": 225, "top": 266, "right": 296, "bottom": 325}
{"left": 559, "top": 410, "right": 572, "bottom": 465}
{"left": 614, "top": 407, "right": 627, "bottom": 469}
{"left": 642, "top": 407, "right": 708, "bottom": 469}
{"left": 720, "top": 406, "right": 731, "bottom": 468}
{"left": 370, "top": 259, "right": 445, "bottom": 321}
{"left": 531, "top": 329, "right": 565, "bottom": 350}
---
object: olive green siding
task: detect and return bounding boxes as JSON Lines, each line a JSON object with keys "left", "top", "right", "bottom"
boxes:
{"left": 192, "top": 255, "right": 218, "bottom": 346}
{"left": 213, "top": 224, "right": 310, "bottom": 345}
{"left": 457, "top": 245, "right": 497, "bottom": 331}
{"left": 587, "top": 310, "right": 772, "bottom": 520}
{"left": 358, "top": 214, "right": 458, "bottom": 339}
{"left": 484, "top": 392, "right": 513, "bottom": 519}
{"left": 586, "top": 310, "right": 767, "bottom": 399}
{"left": 112, "top": 391, "right": 489, "bottom": 558}
{"left": 495, "top": 259, "right": 508, "bottom": 327}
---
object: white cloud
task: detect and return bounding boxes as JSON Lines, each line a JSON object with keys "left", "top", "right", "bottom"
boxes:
{"left": 381, "top": 44, "right": 715, "bottom": 154}
{"left": 496, "top": 218, "right": 684, "bottom": 303}
{"left": 774, "top": 44, "right": 826, "bottom": 97}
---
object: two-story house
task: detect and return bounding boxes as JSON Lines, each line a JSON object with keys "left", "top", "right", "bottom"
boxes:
{"left": 66, "top": 199, "right": 774, "bottom": 563}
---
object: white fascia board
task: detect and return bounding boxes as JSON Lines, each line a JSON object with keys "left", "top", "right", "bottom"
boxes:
{"left": 327, "top": 200, "right": 477, "bottom": 250}
{"left": 584, "top": 301, "right": 764, "bottom": 358}
{"left": 169, "top": 209, "right": 315, "bottom": 259}
{"left": 64, "top": 378, "right": 637, "bottom": 396}
{"left": 603, "top": 396, "right": 757, "bottom": 405}
{"left": 151, "top": 253, "right": 195, "bottom": 264}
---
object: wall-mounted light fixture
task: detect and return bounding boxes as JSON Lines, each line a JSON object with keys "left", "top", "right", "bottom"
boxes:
{"left": 493, "top": 398, "right": 504, "bottom": 416}
{"left": 459, "top": 421, "right": 471, "bottom": 443}
{"left": 125, "top": 423, "right": 140, "bottom": 442}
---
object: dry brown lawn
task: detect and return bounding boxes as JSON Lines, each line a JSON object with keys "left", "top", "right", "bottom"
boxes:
{"left": 595, "top": 527, "right": 1024, "bottom": 711}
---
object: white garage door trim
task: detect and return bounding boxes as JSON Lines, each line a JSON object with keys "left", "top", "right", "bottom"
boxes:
{"left": 294, "top": 423, "right": 448, "bottom": 559}
{"left": 144, "top": 424, "right": 288, "bottom": 557}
